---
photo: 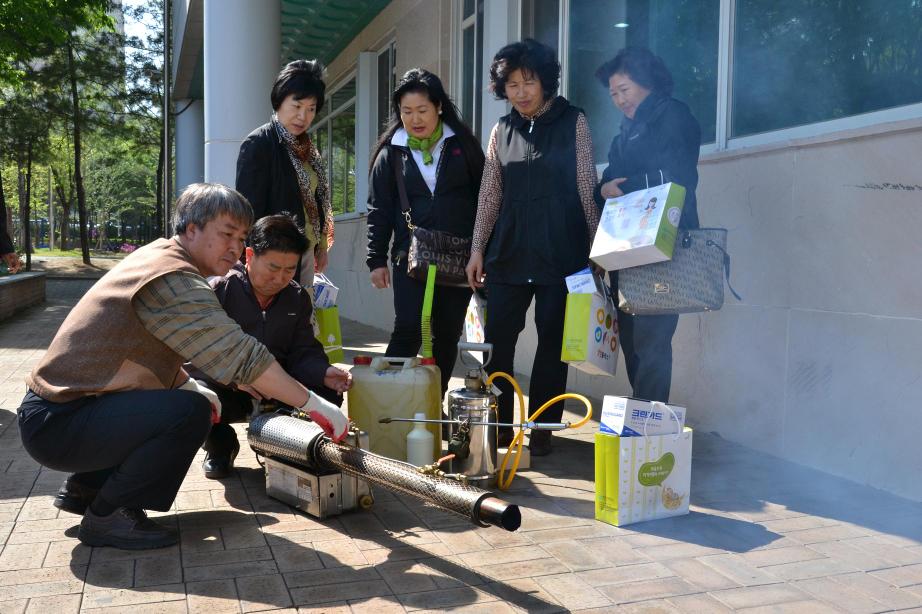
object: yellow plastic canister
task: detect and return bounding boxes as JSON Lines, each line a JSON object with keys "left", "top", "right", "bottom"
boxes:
{"left": 347, "top": 356, "right": 442, "bottom": 461}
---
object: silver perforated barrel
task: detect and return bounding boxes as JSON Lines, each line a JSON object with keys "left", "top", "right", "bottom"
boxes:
{"left": 247, "top": 413, "right": 521, "bottom": 531}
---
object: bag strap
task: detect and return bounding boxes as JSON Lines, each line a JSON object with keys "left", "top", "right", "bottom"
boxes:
{"left": 703, "top": 236, "right": 743, "bottom": 301}
{"left": 391, "top": 148, "right": 415, "bottom": 229}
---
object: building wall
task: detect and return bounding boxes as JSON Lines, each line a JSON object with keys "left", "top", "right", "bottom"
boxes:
{"left": 328, "top": 104, "right": 922, "bottom": 501}
{"left": 325, "top": 0, "right": 452, "bottom": 87}
{"left": 271, "top": 0, "right": 922, "bottom": 502}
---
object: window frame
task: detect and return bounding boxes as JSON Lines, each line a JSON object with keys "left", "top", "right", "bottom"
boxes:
{"left": 455, "top": 0, "right": 485, "bottom": 136}
{"left": 310, "top": 71, "right": 360, "bottom": 220}
{"left": 551, "top": 0, "right": 922, "bottom": 158}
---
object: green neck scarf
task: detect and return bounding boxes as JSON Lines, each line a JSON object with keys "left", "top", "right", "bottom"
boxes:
{"left": 406, "top": 121, "right": 443, "bottom": 165}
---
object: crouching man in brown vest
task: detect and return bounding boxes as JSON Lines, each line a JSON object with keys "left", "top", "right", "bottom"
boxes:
{"left": 17, "top": 183, "right": 348, "bottom": 550}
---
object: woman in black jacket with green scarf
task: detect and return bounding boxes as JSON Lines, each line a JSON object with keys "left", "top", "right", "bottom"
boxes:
{"left": 595, "top": 47, "right": 702, "bottom": 403}
{"left": 236, "top": 60, "right": 334, "bottom": 288}
{"left": 366, "top": 69, "right": 485, "bottom": 396}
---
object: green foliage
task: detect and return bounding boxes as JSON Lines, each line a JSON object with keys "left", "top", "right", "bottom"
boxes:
{"left": 0, "top": 0, "right": 112, "bottom": 85}
{"left": 0, "top": 0, "right": 164, "bottom": 255}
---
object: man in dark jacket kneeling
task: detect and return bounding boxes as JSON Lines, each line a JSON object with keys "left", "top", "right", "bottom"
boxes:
{"left": 191, "top": 214, "right": 352, "bottom": 479}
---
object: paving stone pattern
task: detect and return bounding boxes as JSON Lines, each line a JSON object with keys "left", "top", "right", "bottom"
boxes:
{"left": 1, "top": 279, "right": 922, "bottom": 612}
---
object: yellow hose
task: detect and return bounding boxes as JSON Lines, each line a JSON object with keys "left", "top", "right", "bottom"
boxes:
{"left": 486, "top": 371, "right": 593, "bottom": 490}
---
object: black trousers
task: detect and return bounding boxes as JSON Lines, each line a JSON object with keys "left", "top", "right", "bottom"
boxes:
{"left": 18, "top": 389, "right": 212, "bottom": 511}
{"left": 484, "top": 281, "right": 570, "bottom": 429}
{"left": 202, "top": 386, "right": 255, "bottom": 457}
{"left": 617, "top": 309, "right": 679, "bottom": 402}
{"left": 386, "top": 259, "right": 472, "bottom": 396}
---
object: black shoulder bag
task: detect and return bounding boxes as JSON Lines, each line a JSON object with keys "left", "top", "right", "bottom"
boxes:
{"left": 392, "top": 149, "right": 472, "bottom": 287}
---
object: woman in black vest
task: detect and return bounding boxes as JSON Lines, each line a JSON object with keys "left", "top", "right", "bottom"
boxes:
{"left": 465, "top": 39, "right": 600, "bottom": 456}
{"left": 236, "top": 60, "right": 333, "bottom": 287}
{"left": 366, "top": 69, "right": 485, "bottom": 396}
{"left": 594, "top": 47, "right": 702, "bottom": 403}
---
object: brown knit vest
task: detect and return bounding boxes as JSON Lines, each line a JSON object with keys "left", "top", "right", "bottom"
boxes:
{"left": 27, "top": 238, "right": 202, "bottom": 402}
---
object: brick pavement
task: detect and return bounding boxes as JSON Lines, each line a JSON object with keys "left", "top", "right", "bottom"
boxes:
{"left": 1, "top": 279, "right": 922, "bottom": 612}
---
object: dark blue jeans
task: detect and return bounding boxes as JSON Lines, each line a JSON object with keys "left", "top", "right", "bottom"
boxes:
{"left": 18, "top": 389, "right": 212, "bottom": 511}
{"left": 386, "top": 258, "right": 472, "bottom": 396}
{"left": 617, "top": 309, "right": 679, "bottom": 402}
{"left": 484, "top": 281, "right": 570, "bottom": 429}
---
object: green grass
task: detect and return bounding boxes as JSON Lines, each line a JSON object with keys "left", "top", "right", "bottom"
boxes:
{"left": 29, "top": 247, "right": 127, "bottom": 258}
{"left": 30, "top": 248, "right": 86, "bottom": 257}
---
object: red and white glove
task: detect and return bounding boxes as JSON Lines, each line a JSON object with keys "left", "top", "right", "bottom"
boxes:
{"left": 180, "top": 378, "right": 222, "bottom": 424}
{"left": 300, "top": 392, "right": 348, "bottom": 443}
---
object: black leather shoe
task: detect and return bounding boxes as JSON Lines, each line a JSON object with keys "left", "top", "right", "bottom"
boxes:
{"left": 53, "top": 478, "right": 99, "bottom": 516}
{"left": 203, "top": 441, "right": 240, "bottom": 479}
{"left": 78, "top": 507, "right": 177, "bottom": 550}
{"left": 528, "top": 430, "right": 553, "bottom": 457}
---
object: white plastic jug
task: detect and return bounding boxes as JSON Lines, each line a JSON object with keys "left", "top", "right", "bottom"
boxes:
{"left": 406, "top": 412, "right": 435, "bottom": 466}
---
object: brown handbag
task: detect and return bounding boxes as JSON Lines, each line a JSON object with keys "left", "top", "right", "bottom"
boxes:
{"left": 393, "top": 150, "right": 471, "bottom": 287}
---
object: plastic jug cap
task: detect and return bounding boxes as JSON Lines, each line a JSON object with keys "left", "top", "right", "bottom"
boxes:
{"left": 353, "top": 355, "right": 372, "bottom": 365}
{"left": 420, "top": 357, "right": 436, "bottom": 365}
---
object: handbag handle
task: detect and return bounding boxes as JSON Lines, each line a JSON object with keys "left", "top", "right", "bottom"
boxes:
{"left": 681, "top": 231, "right": 743, "bottom": 302}
{"left": 391, "top": 149, "right": 415, "bottom": 230}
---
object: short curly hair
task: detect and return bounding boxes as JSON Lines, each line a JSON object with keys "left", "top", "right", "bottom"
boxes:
{"left": 489, "top": 38, "right": 560, "bottom": 101}
{"left": 270, "top": 59, "right": 327, "bottom": 112}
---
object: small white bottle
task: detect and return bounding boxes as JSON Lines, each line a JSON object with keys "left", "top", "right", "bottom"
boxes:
{"left": 406, "top": 412, "right": 434, "bottom": 466}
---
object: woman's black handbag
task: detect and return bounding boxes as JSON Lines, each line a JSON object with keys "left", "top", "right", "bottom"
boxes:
{"left": 393, "top": 152, "right": 471, "bottom": 287}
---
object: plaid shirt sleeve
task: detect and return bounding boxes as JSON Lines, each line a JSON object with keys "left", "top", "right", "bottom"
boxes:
{"left": 133, "top": 272, "right": 275, "bottom": 386}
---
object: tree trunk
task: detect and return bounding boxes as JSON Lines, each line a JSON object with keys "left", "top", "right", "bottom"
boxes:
{"left": 24, "top": 143, "right": 32, "bottom": 270}
{"left": 0, "top": 162, "right": 8, "bottom": 249}
{"left": 67, "top": 38, "right": 91, "bottom": 265}
{"left": 52, "top": 166, "right": 73, "bottom": 252}
{"left": 155, "top": 125, "right": 164, "bottom": 237}
{"left": 17, "top": 160, "right": 26, "bottom": 250}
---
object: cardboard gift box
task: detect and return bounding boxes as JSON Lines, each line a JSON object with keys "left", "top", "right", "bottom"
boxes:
{"left": 600, "top": 396, "right": 686, "bottom": 437}
{"left": 590, "top": 182, "right": 686, "bottom": 271}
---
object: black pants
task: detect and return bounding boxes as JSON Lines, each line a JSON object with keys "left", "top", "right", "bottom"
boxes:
{"left": 202, "top": 386, "right": 255, "bottom": 457}
{"left": 18, "top": 389, "right": 212, "bottom": 511}
{"left": 202, "top": 381, "right": 343, "bottom": 457}
{"left": 386, "top": 259, "right": 472, "bottom": 395}
{"left": 484, "top": 281, "right": 570, "bottom": 428}
{"left": 618, "top": 309, "right": 679, "bottom": 402}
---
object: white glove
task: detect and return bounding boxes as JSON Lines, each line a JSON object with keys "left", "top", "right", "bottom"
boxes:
{"left": 180, "top": 378, "right": 222, "bottom": 423}
{"left": 299, "top": 392, "right": 348, "bottom": 443}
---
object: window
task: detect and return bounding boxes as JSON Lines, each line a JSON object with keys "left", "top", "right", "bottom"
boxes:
{"left": 731, "top": 0, "right": 922, "bottom": 138}
{"left": 377, "top": 41, "right": 397, "bottom": 133}
{"left": 459, "top": 0, "right": 484, "bottom": 136}
{"left": 311, "top": 76, "right": 357, "bottom": 216}
{"left": 565, "top": 0, "right": 719, "bottom": 160}
{"left": 521, "top": 0, "right": 560, "bottom": 56}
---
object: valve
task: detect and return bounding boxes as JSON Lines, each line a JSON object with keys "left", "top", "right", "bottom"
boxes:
{"left": 447, "top": 420, "right": 472, "bottom": 460}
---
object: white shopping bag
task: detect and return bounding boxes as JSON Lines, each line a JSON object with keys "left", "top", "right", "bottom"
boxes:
{"left": 590, "top": 182, "right": 686, "bottom": 271}
{"left": 595, "top": 426, "right": 693, "bottom": 526}
{"left": 464, "top": 292, "right": 487, "bottom": 343}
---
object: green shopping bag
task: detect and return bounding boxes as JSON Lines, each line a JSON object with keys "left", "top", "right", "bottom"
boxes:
{"left": 314, "top": 306, "right": 344, "bottom": 364}
{"left": 561, "top": 290, "right": 618, "bottom": 377}
{"left": 595, "top": 428, "right": 693, "bottom": 526}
